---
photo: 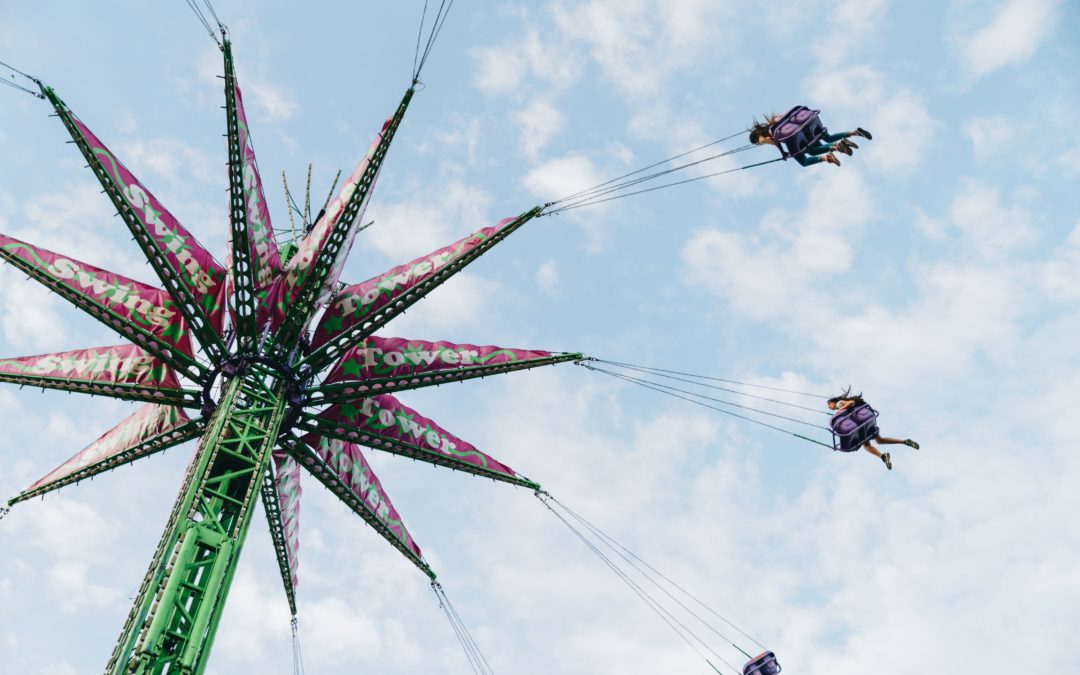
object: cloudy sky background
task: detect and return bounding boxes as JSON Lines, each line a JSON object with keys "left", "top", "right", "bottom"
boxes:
{"left": 1, "top": 1, "right": 1078, "bottom": 673}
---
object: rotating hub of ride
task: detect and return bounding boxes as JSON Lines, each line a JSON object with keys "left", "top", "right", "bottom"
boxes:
{"left": 199, "top": 348, "right": 310, "bottom": 436}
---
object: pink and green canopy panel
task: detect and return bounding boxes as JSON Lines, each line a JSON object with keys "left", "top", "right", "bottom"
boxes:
{"left": 301, "top": 433, "right": 421, "bottom": 560}
{"left": 304, "top": 393, "right": 537, "bottom": 488}
{"left": 312, "top": 216, "right": 524, "bottom": 351}
{"left": 11, "top": 404, "right": 198, "bottom": 504}
{"left": 265, "top": 116, "right": 393, "bottom": 329}
{"left": 326, "top": 336, "right": 557, "bottom": 381}
{"left": 0, "top": 233, "right": 194, "bottom": 360}
{"left": 272, "top": 451, "right": 302, "bottom": 590}
{"left": 0, "top": 344, "right": 195, "bottom": 406}
{"left": 308, "top": 335, "right": 581, "bottom": 405}
{"left": 63, "top": 110, "right": 228, "bottom": 334}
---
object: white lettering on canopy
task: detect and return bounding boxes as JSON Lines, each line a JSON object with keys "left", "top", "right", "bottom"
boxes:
{"left": 354, "top": 397, "right": 458, "bottom": 455}
{"left": 46, "top": 257, "right": 176, "bottom": 329}
{"left": 347, "top": 346, "right": 484, "bottom": 372}
{"left": 123, "top": 183, "right": 216, "bottom": 293}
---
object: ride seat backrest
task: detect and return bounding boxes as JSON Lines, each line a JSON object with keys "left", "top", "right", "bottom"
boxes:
{"left": 743, "top": 651, "right": 781, "bottom": 675}
{"left": 830, "top": 403, "right": 880, "bottom": 451}
{"left": 769, "top": 106, "right": 825, "bottom": 159}
{"left": 829, "top": 404, "right": 877, "bottom": 435}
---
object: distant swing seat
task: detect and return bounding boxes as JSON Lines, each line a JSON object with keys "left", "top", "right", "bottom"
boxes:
{"left": 768, "top": 106, "right": 827, "bottom": 159}
{"left": 743, "top": 650, "right": 782, "bottom": 675}
{"left": 829, "top": 403, "right": 880, "bottom": 452}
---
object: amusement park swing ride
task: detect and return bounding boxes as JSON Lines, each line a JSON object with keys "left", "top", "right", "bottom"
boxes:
{"left": 0, "top": 3, "right": 884, "bottom": 674}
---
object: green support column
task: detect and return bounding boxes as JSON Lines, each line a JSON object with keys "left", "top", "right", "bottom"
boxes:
{"left": 106, "top": 362, "right": 288, "bottom": 674}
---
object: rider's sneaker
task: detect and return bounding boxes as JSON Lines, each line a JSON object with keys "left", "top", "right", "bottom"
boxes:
{"left": 855, "top": 127, "right": 873, "bottom": 140}
{"left": 904, "top": 439, "right": 920, "bottom": 450}
{"left": 881, "top": 453, "right": 892, "bottom": 470}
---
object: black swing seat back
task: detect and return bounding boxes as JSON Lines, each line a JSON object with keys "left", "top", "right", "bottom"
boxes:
{"left": 768, "top": 106, "right": 826, "bottom": 159}
{"left": 743, "top": 650, "right": 782, "bottom": 675}
{"left": 829, "top": 403, "right": 880, "bottom": 452}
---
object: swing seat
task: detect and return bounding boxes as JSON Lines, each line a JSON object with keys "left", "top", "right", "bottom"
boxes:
{"left": 743, "top": 650, "right": 782, "bottom": 675}
{"left": 829, "top": 403, "right": 879, "bottom": 452}
{"left": 769, "top": 106, "right": 826, "bottom": 159}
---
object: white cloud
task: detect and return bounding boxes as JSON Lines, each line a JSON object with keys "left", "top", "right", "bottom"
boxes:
{"left": 864, "top": 90, "right": 939, "bottom": 173}
{"left": 535, "top": 260, "right": 559, "bottom": 294}
{"left": 47, "top": 561, "right": 123, "bottom": 613}
{"left": 964, "top": 116, "right": 1015, "bottom": 159}
{"left": 947, "top": 178, "right": 1038, "bottom": 259}
{"left": 820, "top": 260, "right": 1030, "bottom": 385}
{"left": 244, "top": 75, "right": 298, "bottom": 123}
{"left": 522, "top": 155, "right": 604, "bottom": 205}
{"left": 16, "top": 183, "right": 147, "bottom": 281}
{"left": 365, "top": 180, "right": 493, "bottom": 262}
{"left": 119, "top": 136, "right": 218, "bottom": 189}
{"left": 472, "top": 44, "right": 528, "bottom": 95}
{"left": 811, "top": 0, "right": 891, "bottom": 68}
{"left": 805, "top": 66, "right": 939, "bottom": 175}
{"left": 471, "top": 30, "right": 580, "bottom": 96}
{"left": 431, "top": 116, "right": 482, "bottom": 166}
{"left": 384, "top": 272, "right": 500, "bottom": 336}
{"left": 516, "top": 99, "right": 564, "bottom": 159}
{"left": 953, "top": 0, "right": 1063, "bottom": 79}
{"left": 0, "top": 266, "right": 70, "bottom": 352}
{"left": 682, "top": 169, "right": 873, "bottom": 320}
{"left": 551, "top": 0, "right": 736, "bottom": 99}
{"left": 522, "top": 154, "right": 611, "bottom": 248}
{"left": 1041, "top": 219, "right": 1080, "bottom": 302}
{"left": 189, "top": 43, "right": 296, "bottom": 122}
{"left": 806, "top": 65, "right": 888, "bottom": 113}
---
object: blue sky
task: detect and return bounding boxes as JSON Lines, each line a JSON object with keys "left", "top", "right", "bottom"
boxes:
{"left": 1, "top": 1, "right": 1078, "bottom": 673}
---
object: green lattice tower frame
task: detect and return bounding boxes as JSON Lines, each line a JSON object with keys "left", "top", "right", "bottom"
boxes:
{"left": 0, "top": 36, "right": 582, "bottom": 674}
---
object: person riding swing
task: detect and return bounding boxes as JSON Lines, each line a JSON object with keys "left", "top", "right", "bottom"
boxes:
{"left": 749, "top": 106, "right": 872, "bottom": 167}
{"left": 827, "top": 388, "right": 918, "bottom": 470}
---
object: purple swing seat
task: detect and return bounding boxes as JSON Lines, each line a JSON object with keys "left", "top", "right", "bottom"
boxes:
{"left": 743, "top": 650, "right": 782, "bottom": 675}
{"left": 829, "top": 403, "right": 880, "bottom": 452}
{"left": 768, "top": 106, "right": 827, "bottom": 160}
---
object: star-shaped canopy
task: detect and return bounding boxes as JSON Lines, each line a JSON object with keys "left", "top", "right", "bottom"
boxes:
{"left": 0, "top": 36, "right": 580, "bottom": 616}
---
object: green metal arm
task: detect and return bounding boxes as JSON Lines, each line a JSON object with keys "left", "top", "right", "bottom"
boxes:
{"left": 280, "top": 436, "right": 435, "bottom": 579}
{"left": 41, "top": 86, "right": 228, "bottom": 363}
{"left": 0, "top": 369, "right": 200, "bottom": 407}
{"left": 260, "top": 464, "right": 298, "bottom": 615}
{"left": 307, "top": 351, "right": 583, "bottom": 406}
{"left": 273, "top": 87, "right": 415, "bottom": 351}
{"left": 296, "top": 413, "right": 540, "bottom": 490}
{"left": 301, "top": 206, "right": 543, "bottom": 374}
{"left": 222, "top": 40, "right": 259, "bottom": 353}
